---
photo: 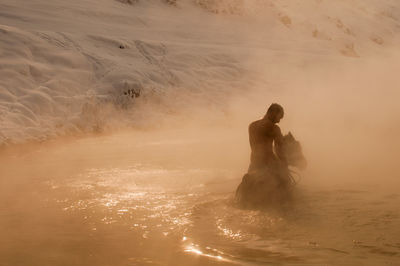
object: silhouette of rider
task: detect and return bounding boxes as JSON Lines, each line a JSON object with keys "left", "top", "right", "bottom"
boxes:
{"left": 248, "top": 103, "right": 287, "bottom": 173}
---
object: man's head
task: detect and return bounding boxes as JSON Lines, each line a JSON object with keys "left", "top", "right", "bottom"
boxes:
{"left": 265, "top": 103, "right": 284, "bottom": 123}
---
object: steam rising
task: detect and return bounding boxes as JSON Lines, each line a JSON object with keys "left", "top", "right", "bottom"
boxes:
{"left": 1, "top": 0, "right": 400, "bottom": 187}
{"left": 1, "top": 1, "right": 400, "bottom": 265}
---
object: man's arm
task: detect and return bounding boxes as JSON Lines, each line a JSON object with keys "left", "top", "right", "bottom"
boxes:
{"left": 248, "top": 121, "right": 258, "bottom": 152}
{"left": 273, "top": 125, "right": 288, "bottom": 165}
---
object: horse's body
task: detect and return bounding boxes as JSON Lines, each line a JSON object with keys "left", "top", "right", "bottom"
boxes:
{"left": 235, "top": 132, "right": 306, "bottom": 207}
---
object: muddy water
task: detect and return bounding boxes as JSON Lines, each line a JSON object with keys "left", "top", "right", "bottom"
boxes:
{"left": 0, "top": 130, "right": 399, "bottom": 266}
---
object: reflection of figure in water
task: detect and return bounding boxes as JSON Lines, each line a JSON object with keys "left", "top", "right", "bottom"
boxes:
{"left": 236, "top": 103, "right": 306, "bottom": 207}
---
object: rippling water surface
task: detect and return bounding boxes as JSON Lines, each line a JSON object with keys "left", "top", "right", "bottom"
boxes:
{"left": 0, "top": 131, "right": 399, "bottom": 265}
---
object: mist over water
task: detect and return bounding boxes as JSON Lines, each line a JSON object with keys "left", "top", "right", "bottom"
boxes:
{"left": 1, "top": 0, "right": 400, "bottom": 265}
{"left": 2, "top": 54, "right": 400, "bottom": 264}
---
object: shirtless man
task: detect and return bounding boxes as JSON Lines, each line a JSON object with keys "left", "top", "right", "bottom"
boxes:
{"left": 248, "top": 103, "right": 287, "bottom": 173}
{"left": 236, "top": 103, "right": 291, "bottom": 204}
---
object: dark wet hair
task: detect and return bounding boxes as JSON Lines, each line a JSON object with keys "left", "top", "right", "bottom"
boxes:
{"left": 265, "top": 103, "right": 284, "bottom": 118}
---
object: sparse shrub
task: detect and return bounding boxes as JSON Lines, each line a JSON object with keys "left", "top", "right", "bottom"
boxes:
{"left": 195, "top": 0, "right": 244, "bottom": 15}
{"left": 115, "top": 0, "right": 177, "bottom": 6}
{"left": 115, "top": 0, "right": 139, "bottom": 5}
{"left": 164, "top": 0, "right": 177, "bottom": 6}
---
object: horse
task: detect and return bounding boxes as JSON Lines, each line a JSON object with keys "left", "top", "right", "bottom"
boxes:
{"left": 235, "top": 132, "right": 307, "bottom": 207}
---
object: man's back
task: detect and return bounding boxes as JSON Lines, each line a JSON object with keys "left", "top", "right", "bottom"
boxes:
{"left": 248, "top": 118, "right": 278, "bottom": 171}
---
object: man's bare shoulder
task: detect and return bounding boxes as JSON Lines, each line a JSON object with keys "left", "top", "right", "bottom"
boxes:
{"left": 249, "top": 119, "right": 263, "bottom": 129}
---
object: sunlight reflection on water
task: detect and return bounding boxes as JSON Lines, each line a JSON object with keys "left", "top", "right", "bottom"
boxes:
{"left": 184, "top": 242, "right": 230, "bottom": 263}
{"left": 52, "top": 165, "right": 219, "bottom": 239}
{"left": 46, "top": 164, "right": 249, "bottom": 264}
{"left": 42, "top": 163, "right": 400, "bottom": 266}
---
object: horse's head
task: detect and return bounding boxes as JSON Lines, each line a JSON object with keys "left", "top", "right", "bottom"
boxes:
{"left": 282, "top": 132, "right": 307, "bottom": 170}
